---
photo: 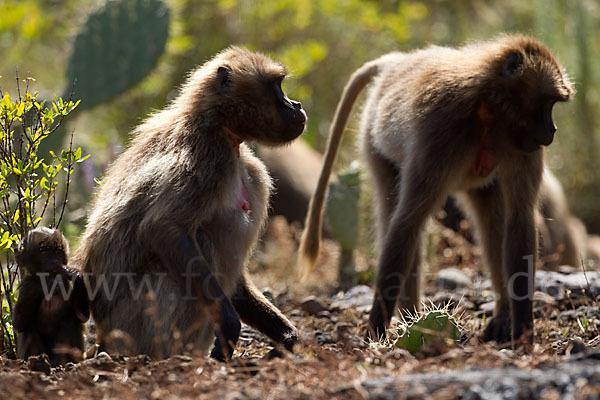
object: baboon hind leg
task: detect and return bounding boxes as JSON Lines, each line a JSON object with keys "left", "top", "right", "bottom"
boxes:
{"left": 363, "top": 135, "right": 400, "bottom": 245}
{"left": 368, "top": 154, "right": 449, "bottom": 339}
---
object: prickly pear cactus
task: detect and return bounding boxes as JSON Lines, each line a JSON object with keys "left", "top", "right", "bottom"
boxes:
{"left": 325, "top": 166, "right": 361, "bottom": 252}
{"left": 396, "top": 310, "right": 461, "bottom": 354}
{"left": 64, "top": 0, "right": 170, "bottom": 110}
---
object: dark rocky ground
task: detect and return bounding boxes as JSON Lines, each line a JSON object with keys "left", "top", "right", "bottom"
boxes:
{"left": 1, "top": 217, "right": 599, "bottom": 399}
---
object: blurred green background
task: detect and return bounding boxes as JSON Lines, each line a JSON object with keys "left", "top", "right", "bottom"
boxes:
{"left": 1, "top": 0, "right": 599, "bottom": 235}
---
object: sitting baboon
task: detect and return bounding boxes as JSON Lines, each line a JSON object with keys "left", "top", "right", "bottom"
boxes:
{"left": 76, "top": 47, "right": 306, "bottom": 360}
{"left": 14, "top": 227, "right": 89, "bottom": 365}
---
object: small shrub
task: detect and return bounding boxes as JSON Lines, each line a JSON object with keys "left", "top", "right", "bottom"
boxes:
{"left": 0, "top": 76, "right": 86, "bottom": 356}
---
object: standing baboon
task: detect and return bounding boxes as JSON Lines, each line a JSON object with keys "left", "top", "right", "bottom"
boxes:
{"left": 14, "top": 227, "right": 89, "bottom": 365}
{"left": 300, "top": 36, "right": 573, "bottom": 346}
{"left": 76, "top": 47, "right": 306, "bottom": 360}
{"left": 441, "top": 167, "right": 585, "bottom": 269}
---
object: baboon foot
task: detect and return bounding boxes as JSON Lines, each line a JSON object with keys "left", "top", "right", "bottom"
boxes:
{"left": 482, "top": 314, "right": 511, "bottom": 345}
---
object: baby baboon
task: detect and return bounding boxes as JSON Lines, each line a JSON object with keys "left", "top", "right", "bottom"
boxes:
{"left": 14, "top": 227, "right": 89, "bottom": 366}
{"left": 300, "top": 36, "right": 573, "bottom": 346}
{"left": 75, "top": 47, "right": 306, "bottom": 360}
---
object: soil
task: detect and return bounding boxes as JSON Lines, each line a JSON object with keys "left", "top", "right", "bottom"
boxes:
{"left": 1, "top": 217, "right": 599, "bottom": 399}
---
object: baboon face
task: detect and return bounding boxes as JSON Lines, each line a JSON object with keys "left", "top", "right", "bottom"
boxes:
{"left": 509, "top": 95, "right": 564, "bottom": 153}
{"left": 490, "top": 48, "right": 573, "bottom": 153}
{"left": 16, "top": 228, "right": 68, "bottom": 274}
{"left": 213, "top": 49, "right": 307, "bottom": 145}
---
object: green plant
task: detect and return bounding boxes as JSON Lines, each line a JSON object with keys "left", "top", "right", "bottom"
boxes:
{"left": 64, "top": 0, "right": 170, "bottom": 111}
{"left": 394, "top": 303, "right": 462, "bottom": 354}
{"left": 326, "top": 164, "right": 361, "bottom": 288}
{"left": 0, "top": 77, "right": 86, "bottom": 356}
{"left": 36, "top": 0, "right": 170, "bottom": 155}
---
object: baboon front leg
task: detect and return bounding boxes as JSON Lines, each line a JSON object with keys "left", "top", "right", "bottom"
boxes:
{"left": 462, "top": 183, "right": 511, "bottom": 343}
{"left": 229, "top": 272, "right": 298, "bottom": 355}
{"left": 397, "top": 244, "right": 421, "bottom": 315}
{"left": 502, "top": 207, "right": 537, "bottom": 345}
{"left": 499, "top": 156, "right": 543, "bottom": 346}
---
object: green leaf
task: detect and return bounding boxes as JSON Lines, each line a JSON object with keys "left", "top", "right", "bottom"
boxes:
{"left": 40, "top": 177, "right": 49, "bottom": 190}
{"left": 15, "top": 101, "right": 25, "bottom": 118}
{"left": 77, "top": 154, "right": 91, "bottom": 163}
{"left": 0, "top": 93, "right": 11, "bottom": 110}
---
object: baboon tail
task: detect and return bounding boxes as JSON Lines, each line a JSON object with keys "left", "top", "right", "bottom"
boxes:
{"left": 298, "top": 61, "right": 381, "bottom": 278}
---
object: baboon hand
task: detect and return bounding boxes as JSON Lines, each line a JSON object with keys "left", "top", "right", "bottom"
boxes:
{"left": 209, "top": 301, "right": 241, "bottom": 362}
{"left": 264, "top": 330, "right": 299, "bottom": 359}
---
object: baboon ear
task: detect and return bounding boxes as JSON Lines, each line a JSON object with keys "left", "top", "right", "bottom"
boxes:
{"left": 216, "top": 66, "right": 232, "bottom": 94}
{"left": 501, "top": 51, "right": 524, "bottom": 77}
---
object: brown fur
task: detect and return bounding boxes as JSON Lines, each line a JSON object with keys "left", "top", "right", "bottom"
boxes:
{"left": 442, "top": 167, "right": 585, "bottom": 270}
{"left": 300, "top": 36, "right": 573, "bottom": 346}
{"left": 14, "top": 227, "right": 89, "bottom": 366}
{"left": 75, "top": 47, "right": 305, "bottom": 359}
{"left": 537, "top": 168, "right": 585, "bottom": 269}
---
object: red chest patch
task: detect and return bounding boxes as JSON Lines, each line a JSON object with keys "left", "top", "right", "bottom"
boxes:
{"left": 473, "top": 147, "right": 498, "bottom": 177}
{"left": 472, "top": 103, "right": 499, "bottom": 178}
{"left": 237, "top": 181, "right": 251, "bottom": 213}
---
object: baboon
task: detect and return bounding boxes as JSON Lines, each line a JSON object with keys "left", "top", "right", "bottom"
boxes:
{"left": 257, "top": 140, "right": 330, "bottom": 225}
{"left": 75, "top": 47, "right": 306, "bottom": 360}
{"left": 14, "top": 227, "right": 89, "bottom": 366}
{"left": 300, "top": 36, "right": 574, "bottom": 346}
{"left": 441, "top": 167, "right": 585, "bottom": 269}
{"left": 537, "top": 168, "right": 585, "bottom": 269}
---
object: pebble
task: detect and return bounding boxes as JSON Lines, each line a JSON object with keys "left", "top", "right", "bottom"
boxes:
{"left": 82, "top": 351, "right": 118, "bottom": 372}
{"left": 477, "top": 301, "right": 495, "bottom": 317}
{"left": 330, "top": 285, "right": 374, "bottom": 312}
{"left": 360, "top": 356, "right": 600, "bottom": 399}
{"left": 536, "top": 270, "right": 600, "bottom": 298}
{"left": 300, "top": 296, "right": 330, "bottom": 315}
{"left": 436, "top": 267, "right": 472, "bottom": 290}
{"left": 559, "top": 306, "right": 600, "bottom": 321}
